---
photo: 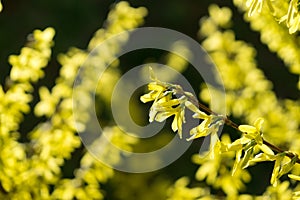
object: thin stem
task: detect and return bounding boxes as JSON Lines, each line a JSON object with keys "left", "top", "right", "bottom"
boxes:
{"left": 180, "top": 89, "right": 300, "bottom": 164}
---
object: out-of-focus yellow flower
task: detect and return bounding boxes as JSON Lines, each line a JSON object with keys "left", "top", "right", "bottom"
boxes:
{"left": 34, "top": 87, "right": 58, "bottom": 117}
{"left": 0, "top": 0, "right": 3, "bottom": 12}
{"left": 167, "top": 177, "right": 209, "bottom": 200}
{"left": 262, "top": 181, "right": 293, "bottom": 199}
{"left": 208, "top": 4, "right": 232, "bottom": 27}
{"left": 193, "top": 135, "right": 251, "bottom": 197}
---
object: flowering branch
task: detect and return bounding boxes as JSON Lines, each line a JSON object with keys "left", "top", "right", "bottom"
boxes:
{"left": 185, "top": 89, "right": 300, "bottom": 165}
{"left": 141, "top": 67, "right": 300, "bottom": 188}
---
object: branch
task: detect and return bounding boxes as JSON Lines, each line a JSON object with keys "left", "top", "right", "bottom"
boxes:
{"left": 181, "top": 90, "right": 300, "bottom": 164}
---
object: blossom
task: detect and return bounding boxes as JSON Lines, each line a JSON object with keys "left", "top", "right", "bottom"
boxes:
{"left": 150, "top": 96, "right": 186, "bottom": 139}
{"left": 208, "top": 4, "right": 232, "bottom": 27}
{"left": 140, "top": 82, "right": 169, "bottom": 104}
{"left": 288, "top": 174, "right": 300, "bottom": 181}
{"left": 238, "top": 118, "right": 274, "bottom": 155}
{"left": 246, "top": 0, "right": 274, "bottom": 17}
{"left": 166, "top": 177, "right": 208, "bottom": 200}
{"left": 187, "top": 113, "right": 223, "bottom": 141}
{"left": 279, "top": 0, "right": 300, "bottom": 34}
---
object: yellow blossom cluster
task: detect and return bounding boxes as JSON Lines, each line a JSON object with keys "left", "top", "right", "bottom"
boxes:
{"left": 0, "top": 2, "right": 147, "bottom": 199}
{"left": 188, "top": 4, "right": 300, "bottom": 199}
{"left": 142, "top": 69, "right": 300, "bottom": 198}
{"left": 234, "top": 0, "right": 300, "bottom": 89}
{"left": 142, "top": 4, "right": 300, "bottom": 198}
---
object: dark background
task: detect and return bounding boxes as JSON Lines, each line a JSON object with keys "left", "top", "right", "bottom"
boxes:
{"left": 0, "top": 0, "right": 298, "bottom": 198}
{"left": 0, "top": 0, "right": 299, "bottom": 99}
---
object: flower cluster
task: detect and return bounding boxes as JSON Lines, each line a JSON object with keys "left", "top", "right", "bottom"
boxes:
{"left": 140, "top": 68, "right": 224, "bottom": 141}
{"left": 0, "top": 27, "right": 55, "bottom": 199}
{"left": 141, "top": 68, "right": 300, "bottom": 198}
{"left": 234, "top": 0, "right": 300, "bottom": 89}
{"left": 0, "top": 2, "right": 147, "bottom": 199}
{"left": 241, "top": 0, "right": 300, "bottom": 34}
{"left": 194, "top": 4, "right": 300, "bottom": 198}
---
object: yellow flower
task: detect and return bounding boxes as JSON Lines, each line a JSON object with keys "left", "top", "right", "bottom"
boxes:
{"left": 208, "top": 4, "right": 232, "bottom": 27}
{"left": 167, "top": 177, "right": 207, "bottom": 200}
{"left": 289, "top": 174, "right": 300, "bottom": 181}
{"left": 34, "top": 87, "right": 59, "bottom": 117}
{"left": 239, "top": 118, "right": 274, "bottom": 155}
{"left": 187, "top": 114, "right": 223, "bottom": 141}
{"left": 150, "top": 97, "right": 186, "bottom": 138}
{"left": 140, "top": 82, "right": 169, "bottom": 103}
{"left": 246, "top": 0, "right": 274, "bottom": 17}
{"left": 187, "top": 117, "right": 211, "bottom": 141}
{"left": 250, "top": 152, "right": 298, "bottom": 186}
{"left": 279, "top": 0, "right": 300, "bottom": 34}
{"left": 286, "top": 0, "right": 300, "bottom": 34}
{"left": 140, "top": 67, "right": 171, "bottom": 104}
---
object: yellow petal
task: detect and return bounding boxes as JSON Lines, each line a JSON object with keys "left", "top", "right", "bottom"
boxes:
{"left": 288, "top": 174, "right": 300, "bottom": 181}
{"left": 148, "top": 82, "right": 165, "bottom": 92}
{"left": 171, "top": 114, "right": 179, "bottom": 132}
{"left": 140, "top": 91, "right": 156, "bottom": 103}
{"left": 155, "top": 111, "right": 175, "bottom": 122}
{"left": 156, "top": 99, "right": 180, "bottom": 107}
{"left": 239, "top": 125, "right": 257, "bottom": 133}
{"left": 271, "top": 154, "right": 285, "bottom": 186}
{"left": 259, "top": 144, "right": 274, "bottom": 155}
{"left": 149, "top": 66, "right": 156, "bottom": 80}
{"left": 184, "top": 100, "right": 198, "bottom": 111}
{"left": 185, "top": 101, "right": 208, "bottom": 119}
{"left": 39, "top": 86, "right": 51, "bottom": 100}
{"left": 254, "top": 117, "right": 264, "bottom": 131}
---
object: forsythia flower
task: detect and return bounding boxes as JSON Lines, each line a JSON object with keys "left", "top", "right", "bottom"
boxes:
{"left": 186, "top": 113, "right": 223, "bottom": 142}
{"left": 141, "top": 67, "right": 189, "bottom": 138}
{"left": 193, "top": 136, "right": 251, "bottom": 197}
{"left": 280, "top": 0, "right": 300, "bottom": 34}
{"left": 250, "top": 152, "right": 298, "bottom": 186}
{"left": 238, "top": 118, "right": 274, "bottom": 155}
{"left": 140, "top": 82, "right": 169, "bottom": 104}
{"left": 262, "top": 181, "right": 294, "bottom": 199}
{"left": 289, "top": 174, "right": 300, "bottom": 181}
{"left": 208, "top": 4, "right": 232, "bottom": 27}
{"left": 246, "top": 0, "right": 274, "bottom": 17}
{"left": 152, "top": 97, "right": 186, "bottom": 138}
{"left": 166, "top": 177, "right": 209, "bottom": 200}
{"left": 140, "top": 67, "right": 170, "bottom": 103}
{"left": 226, "top": 118, "right": 274, "bottom": 176}
{"left": 34, "top": 87, "right": 59, "bottom": 117}
{"left": 289, "top": 174, "right": 300, "bottom": 199}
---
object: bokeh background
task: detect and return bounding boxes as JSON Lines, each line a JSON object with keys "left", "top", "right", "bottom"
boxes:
{"left": 0, "top": 0, "right": 299, "bottom": 199}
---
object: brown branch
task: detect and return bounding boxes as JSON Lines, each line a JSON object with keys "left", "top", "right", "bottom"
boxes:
{"left": 178, "top": 88, "right": 300, "bottom": 164}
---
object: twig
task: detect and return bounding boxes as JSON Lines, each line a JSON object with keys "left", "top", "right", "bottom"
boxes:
{"left": 178, "top": 88, "right": 300, "bottom": 164}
